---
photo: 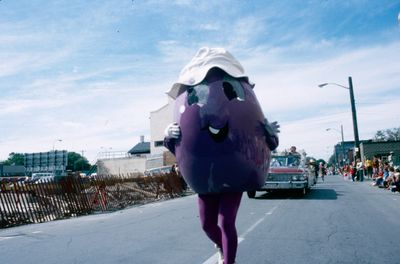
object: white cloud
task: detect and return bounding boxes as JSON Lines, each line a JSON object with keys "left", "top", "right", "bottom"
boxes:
{"left": 198, "top": 23, "right": 220, "bottom": 31}
{"left": 2, "top": 39, "right": 399, "bottom": 162}
{"left": 278, "top": 98, "right": 400, "bottom": 161}
{"left": 246, "top": 40, "right": 400, "bottom": 114}
{"left": 236, "top": 40, "right": 400, "bottom": 160}
{"left": 1, "top": 0, "right": 398, "bottom": 165}
{"left": 0, "top": 98, "right": 66, "bottom": 114}
{"left": 173, "top": 0, "right": 193, "bottom": 6}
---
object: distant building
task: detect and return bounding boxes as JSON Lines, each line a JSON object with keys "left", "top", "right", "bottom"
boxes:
{"left": 149, "top": 98, "right": 176, "bottom": 166}
{"left": 333, "top": 140, "right": 370, "bottom": 165}
{"left": 0, "top": 164, "right": 26, "bottom": 177}
{"left": 128, "top": 135, "right": 150, "bottom": 156}
{"left": 332, "top": 140, "right": 400, "bottom": 166}
{"left": 97, "top": 136, "right": 163, "bottom": 175}
{"left": 333, "top": 141, "right": 357, "bottom": 165}
{"left": 96, "top": 97, "right": 177, "bottom": 176}
{"left": 149, "top": 98, "right": 174, "bottom": 155}
{"left": 24, "top": 150, "right": 68, "bottom": 176}
{"left": 360, "top": 140, "right": 400, "bottom": 166}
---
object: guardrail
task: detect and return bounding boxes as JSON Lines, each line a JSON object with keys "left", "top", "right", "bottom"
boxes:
{"left": 0, "top": 173, "right": 185, "bottom": 228}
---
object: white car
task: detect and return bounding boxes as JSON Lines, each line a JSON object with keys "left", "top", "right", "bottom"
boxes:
{"left": 35, "top": 176, "right": 54, "bottom": 184}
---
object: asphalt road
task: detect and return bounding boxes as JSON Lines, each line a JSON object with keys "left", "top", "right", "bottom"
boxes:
{"left": 1, "top": 175, "right": 400, "bottom": 264}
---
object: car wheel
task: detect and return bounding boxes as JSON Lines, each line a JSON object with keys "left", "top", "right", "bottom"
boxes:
{"left": 297, "top": 187, "right": 306, "bottom": 197}
{"left": 247, "top": 190, "right": 256, "bottom": 198}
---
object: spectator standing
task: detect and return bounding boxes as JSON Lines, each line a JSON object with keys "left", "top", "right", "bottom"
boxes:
{"left": 342, "top": 164, "right": 350, "bottom": 180}
{"left": 309, "top": 159, "right": 319, "bottom": 181}
{"left": 388, "top": 152, "right": 394, "bottom": 167}
{"left": 356, "top": 159, "right": 364, "bottom": 182}
{"left": 364, "top": 158, "right": 373, "bottom": 179}
{"left": 319, "top": 162, "right": 327, "bottom": 182}
{"left": 350, "top": 163, "right": 357, "bottom": 182}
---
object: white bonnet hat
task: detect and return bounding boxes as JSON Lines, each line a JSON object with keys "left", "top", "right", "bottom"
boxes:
{"left": 166, "top": 47, "right": 249, "bottom": 99}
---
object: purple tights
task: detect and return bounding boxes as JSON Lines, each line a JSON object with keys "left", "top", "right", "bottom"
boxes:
{"left": 198, "top": 192, "right": 243, "bottom": 264}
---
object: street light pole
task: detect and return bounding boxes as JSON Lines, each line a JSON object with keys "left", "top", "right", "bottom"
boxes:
{"left": 326, "top": 125, "right": 346, "bottom": 166}
{"left": 319, "top": 76, "right": 361, "bottom": 161}
{"left": 340, "top": 125, "right": 346, "bottom": 165}
{"left": 348, "top": 77, "right": 360, "bottom": 160}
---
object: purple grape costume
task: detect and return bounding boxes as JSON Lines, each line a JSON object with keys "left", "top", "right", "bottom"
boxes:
{"left": 164, "top": 48, "right": 278, "bottom": 194}
{"left": 164, "top": 47, "right": 279, "bottom": 264}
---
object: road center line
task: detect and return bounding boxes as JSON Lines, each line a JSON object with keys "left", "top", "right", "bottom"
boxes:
{"left": 239, "top": 206, "right": 277, "bottom": 240}
{"left": 202, "top": 205, "right": 278, "bottom": 264}
{"left": 0, "top": 237, "right": 14, "bottom": 242}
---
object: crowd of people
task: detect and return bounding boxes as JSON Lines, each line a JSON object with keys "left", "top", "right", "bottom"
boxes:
{"left": 337, "top": 157, "right": 400, "bottom": 193}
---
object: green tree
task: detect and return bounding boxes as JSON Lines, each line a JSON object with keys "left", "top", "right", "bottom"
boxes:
{"left": 3, "top": 152, "right": 25, "bottom": 165}
{"left": 373, "top": 127, "right": 400, "bottom": 141}
{"left": 66, "top": 152, "right": 91, "bottom": 172}
{"left": 328, "top": 154, "right": 336, "bottom": 165}
{"left": 386, "top": 127, "right": 400, "bottom": 141}
{"left": 373, "top": 130, "right": 386, "bottom": 141}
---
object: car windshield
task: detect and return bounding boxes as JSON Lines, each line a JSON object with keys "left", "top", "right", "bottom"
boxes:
{"left": 270, "top": 155, "right": 301, "bottom": 167}
{"left": 287, "top": 155, "right": 301, "bottom": 167}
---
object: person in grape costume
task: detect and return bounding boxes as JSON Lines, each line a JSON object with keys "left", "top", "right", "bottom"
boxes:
{"left": 164, "top": 47, "right": 279, "bottom": 264}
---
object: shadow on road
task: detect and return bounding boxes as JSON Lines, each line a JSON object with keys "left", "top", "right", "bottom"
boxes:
{"left": 305, "top": 188, "right": 339, "bottom": 200}
{"left": 252, "top": 188, "right": 339, "bottom": 200}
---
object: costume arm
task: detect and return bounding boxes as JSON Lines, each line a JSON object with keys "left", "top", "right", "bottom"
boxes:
{"left": 163, "top": 137, "right": 177, "bottom": 155}
{"left": 264, "top": 119, "right": 280, "bottom": 151}
{"left": 163, "top": 123, "right": 181, "bottom": 155}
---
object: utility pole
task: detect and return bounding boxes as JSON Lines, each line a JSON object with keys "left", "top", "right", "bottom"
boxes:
{"left": 348, "top": 77, "right": 360, "bottom": 160}
{"left": 319, "top": 77, "right": 361, "bottom": 162}
{"left": 340, "top": 125, "right": 346, "bottom": 165}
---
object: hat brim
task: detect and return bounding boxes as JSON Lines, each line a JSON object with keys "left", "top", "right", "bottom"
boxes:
{"left": 166, "top": 66, "right": 250, "bottom": 99}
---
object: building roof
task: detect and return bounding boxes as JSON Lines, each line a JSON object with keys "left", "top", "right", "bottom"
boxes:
{"left": 128, "top": 142, "right": 150, "bottom": 155}
{"left": 361, "top": 140, "right": 400, "bottom": 145}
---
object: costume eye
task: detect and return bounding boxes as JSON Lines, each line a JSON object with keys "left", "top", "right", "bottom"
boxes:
{"left": 223, "top": 77, "right": 245, "bottom": 101}
{"left": 187, "top": 84, "right": 209, "bottom": 106}
{"left": 187, "top": 87, "right": 198, "bottom": 105}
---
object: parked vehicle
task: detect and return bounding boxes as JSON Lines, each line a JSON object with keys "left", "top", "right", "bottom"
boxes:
{"left": 144, "top": 165, "right": 172, "bottom": 176}
{"left": 29, "top": 172, "right": 54, "bottom": 183}
{"left": 247, "top": 151, "right": 316, "bottom": 198}
{"left": 35, "top": 176, "right": 54, "bottom": 184}
{"left": 0, "top": 177, "right": 29, "bottom": 191}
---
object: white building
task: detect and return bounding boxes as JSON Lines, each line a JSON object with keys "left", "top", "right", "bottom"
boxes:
{"left": 149, "top": 97, "right": 174, "bottom": 155}
{"left": 96, "top": 97, "right": 175, "bottom": 176}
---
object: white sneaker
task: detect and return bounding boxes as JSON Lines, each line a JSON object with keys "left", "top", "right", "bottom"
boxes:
{"left": 215, "top": 244, "right": 224, "bottom": 264}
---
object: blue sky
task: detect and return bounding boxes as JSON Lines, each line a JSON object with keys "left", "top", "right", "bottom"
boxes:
{"left": 1, "top": 0, "right": 399, "bottom": 163}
